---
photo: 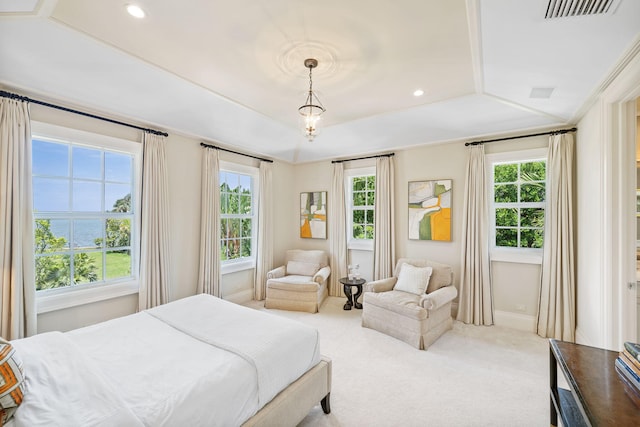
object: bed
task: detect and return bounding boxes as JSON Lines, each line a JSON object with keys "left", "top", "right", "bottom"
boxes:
{"left": 6, "top": 294, "right": 331, "bottom": 427}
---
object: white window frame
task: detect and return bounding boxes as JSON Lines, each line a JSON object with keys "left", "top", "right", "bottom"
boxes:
{"left": 219, "top": 161, "right": 259, "bottom": 275}
{"left": 31, "top": 122, "right": 142, "bottom": 314}
{"left": 345, "top": 166, "right": 376, "bottom": 251}
{"left": 486, "top": 148, "right": 547, "bottom": 265}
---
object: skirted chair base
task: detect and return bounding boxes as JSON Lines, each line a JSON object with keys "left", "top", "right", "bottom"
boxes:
{"left": 362, "top": 290, "right": 454, "bottom": 349}
{"left": 265, "top": 280, "right": 328, "bottom": 313}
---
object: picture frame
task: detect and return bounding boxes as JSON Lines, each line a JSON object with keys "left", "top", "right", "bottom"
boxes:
{"left": 300, "top": 191, "right": 327, "bottom": 239}
{"left": 408, "top": 179, "right": 452, "bottom": 241}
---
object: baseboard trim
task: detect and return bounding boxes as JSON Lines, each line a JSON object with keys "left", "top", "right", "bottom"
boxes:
{"left": 494, "top": 310, "right": 535, "bottom": 333}
{"left": 223, "top": 289, "right": 254, "bottom": 304}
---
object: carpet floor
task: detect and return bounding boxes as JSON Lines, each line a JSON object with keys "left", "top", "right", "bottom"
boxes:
{"left": 245, "top": 296, "right": 550, "bottom": 427}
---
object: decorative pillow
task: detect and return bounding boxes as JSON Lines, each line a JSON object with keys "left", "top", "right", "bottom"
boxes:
{"left": 286, "top": 260, "right": 320, "bottom": 276}
{"left": 394, "top": 263, "right": 433, "bottom": 295}
{"left": 426, "top": 263, "right": 453, "bottom": 293}
{"left": 0, "top": 337, "right": 25, "bottom": 424}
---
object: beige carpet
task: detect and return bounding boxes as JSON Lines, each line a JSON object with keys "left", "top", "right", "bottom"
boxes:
{"left": 245, "top": 296, "right": 549, "bottom": 427}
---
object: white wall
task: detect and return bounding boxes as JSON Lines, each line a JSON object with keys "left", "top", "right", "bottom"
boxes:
{"left": 277, "top": 137, "right": 548, "bottom": 323}
{"left": 573, "top": 48, "right": 640, "bottom": 349}
{"left": 394, "top": 143, "right": 464, "bottom": 273}
{"left": 288, "top": 161, "right": 332, "bottom": 255}
{"left": 164, "top": 133, "right": 202, "bottom": 300}
{"left": 397, "top": 136, "right": 546, "bottom": 328}
{"left": 576, "top": 103, "right": 606, "bottom": 346}
{"left": 38, "top": 294, "right": 137, "bottom": 333}
{"left": 29, "top": 102, "right": 296, "bottom": 332}
{"left": 27, "top": 93, "right": 556, "bottom": 335}
{"left": 492, "top": 262, "right": 540, "bottom": 331}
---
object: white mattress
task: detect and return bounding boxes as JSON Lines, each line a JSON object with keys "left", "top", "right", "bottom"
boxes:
{"left": 10, "top": 294, "right": 321, "bottom": 427}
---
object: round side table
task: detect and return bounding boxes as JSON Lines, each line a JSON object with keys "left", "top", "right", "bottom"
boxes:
{"left": 339, "top": 277, "right": 366, "bottom": 310}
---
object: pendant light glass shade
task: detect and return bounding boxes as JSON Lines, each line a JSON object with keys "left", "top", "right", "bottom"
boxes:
{"left": 298, "top": 58, "right": 325, "bottom": 141}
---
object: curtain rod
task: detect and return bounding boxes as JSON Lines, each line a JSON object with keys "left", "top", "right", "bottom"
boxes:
{"left": 465, "top": 127, "right": 577, "bottom": 146}
{"left": 331, "top": 152, "right": 395, "bottom": 164}
{"left": 0, "top": 90, "right": 168, "bottom": 137}
{"left": 200, "top": 142, "right": 273, "bottom": 163}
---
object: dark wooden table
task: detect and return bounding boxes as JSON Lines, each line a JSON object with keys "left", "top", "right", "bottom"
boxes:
{"left": 339, "top": 277, "right": 365, "bottom": 310}
{"left": 550, "top": 339, "right": 640, "bottom": 426}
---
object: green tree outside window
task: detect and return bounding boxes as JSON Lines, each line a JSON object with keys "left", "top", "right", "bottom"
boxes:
{"left": 493, "top": 160, "right": 546, "bottom": 249}
{"left": 220, "top": 171, "right": 254, "bottom": 261}
{"left": 351, "top": 175, "right": 375, "bottom": 239}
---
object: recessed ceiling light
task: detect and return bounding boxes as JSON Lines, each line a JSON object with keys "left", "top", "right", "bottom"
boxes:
{"left": 413, "top": 89, "right": 424, "bottom": 97}
{"left": 126, "top": 4, "right": 145, "bottom": 19}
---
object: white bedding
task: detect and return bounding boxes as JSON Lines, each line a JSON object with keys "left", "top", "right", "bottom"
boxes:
{"left": 10, "top": 294, "right": 322, "bottom": 427}
{"left": 10, "top": 332, "right": 144, "bottom": 427}
{"left": 145, "top": 293, "right": 321, "bottom": 407}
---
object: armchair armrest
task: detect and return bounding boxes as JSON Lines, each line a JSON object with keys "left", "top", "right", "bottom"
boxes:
{"left": 365, "top": 277, "right": 397, "bottom": 293}
{"left": 419, "top": 286, "right": 458, "bottom": 311}
{"left": 267, "top": 266, "right": 285, "bottom": 279}
{"left": 313, "top": 266, "right": 331, "bottom": 284}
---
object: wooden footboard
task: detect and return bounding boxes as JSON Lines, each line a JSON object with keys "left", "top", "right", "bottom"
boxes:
{"left": 242, "top": 356, "right": 332, "bottom": 427}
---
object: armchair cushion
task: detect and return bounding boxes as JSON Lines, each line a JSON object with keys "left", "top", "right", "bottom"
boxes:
{"left": 426, "top": 263, "right": 453, "bottom": 293}
{"left": 286, "top": 260, "right": 320, "bottom": 276}
{"left": 363, "top": 291, "right": 427, "bottom": 321}
{"left": 265, "top": 278, "right": 320, "bottom": 293}
{"left": 394, "top": 264, "right": 433, "bottom": 295}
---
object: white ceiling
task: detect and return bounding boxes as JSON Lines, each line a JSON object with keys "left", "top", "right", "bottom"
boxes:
{"left": 0, "top": 0, "right": 639, "bottom": 163}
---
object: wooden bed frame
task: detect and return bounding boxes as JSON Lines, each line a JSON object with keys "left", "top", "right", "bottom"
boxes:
{"left": 242, "top": 356, "right": 332, "bottom": 426}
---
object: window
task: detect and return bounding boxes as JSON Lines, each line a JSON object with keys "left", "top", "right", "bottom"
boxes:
{"left": 346, "top": 167, "right": 376, "bottom": 250}
{"left": 488, "top": 148, "right": 546, "bottom": 263}
{"left": 219, "top": 162, "right": 258, "bottom": 273}
{"left": 31, "top": 122, "right": 141, "bottom": 311}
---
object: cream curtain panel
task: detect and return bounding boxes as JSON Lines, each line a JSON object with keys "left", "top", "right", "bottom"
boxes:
{"left": 329, "top": 163, "right": 347, "bottom": 296}
{"left": 197, "top": 148, "right": 221, "bottom": 296}
{"left": 457, "top": 145, "right": 493, "bottom": 325}
{"left": 373, "top": 156, "right": 395, "bottom": 280}
{"left": 138, "top": 133, "right": 172, "bottom": 310}
{"left": 254, "top": 161, "right": 273, "bottom": 300}
{"left": 0, "top": 98, "right": 36, "bottom": 339}
{"left": 537, "top": 133, "right": 576, "bottom": 341}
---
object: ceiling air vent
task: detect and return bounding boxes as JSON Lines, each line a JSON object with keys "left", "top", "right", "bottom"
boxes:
{"left": 545, "top": 0, "right": 622, "bottom": 18}
{"left": 530, "top": 87, "right": 555, "bottom": 99}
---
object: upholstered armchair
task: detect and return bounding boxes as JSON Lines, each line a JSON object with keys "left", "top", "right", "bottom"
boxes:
{"left": 265, "top": 249, "right": 331, "bottom": 313}
{"left": 361, "top": 258, "right": 457, "bottom": 349}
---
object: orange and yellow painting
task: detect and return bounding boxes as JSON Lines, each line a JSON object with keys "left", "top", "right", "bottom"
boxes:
{"left": 300, "top": 191, "right": 327, "bottom": 239}
{"left": 408, "top": 180, "right": 451, "bottom": 241}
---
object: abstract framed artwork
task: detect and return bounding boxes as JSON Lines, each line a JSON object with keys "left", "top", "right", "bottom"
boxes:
{"left": 408, "top": 180, "right": 452, "bottom": 241}
{"left": 300, "top": 191, "right": 327, "bottom": 239}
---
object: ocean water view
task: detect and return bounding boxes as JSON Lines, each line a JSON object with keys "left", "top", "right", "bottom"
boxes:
{"left": 37, "top": 219, "right": 133, "bottom": 286}
{"left": 48, "top": 219, "right": 102, "bottom": 248}
{"left": 46, "top": 218, "right": 131, "bottom": 249}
